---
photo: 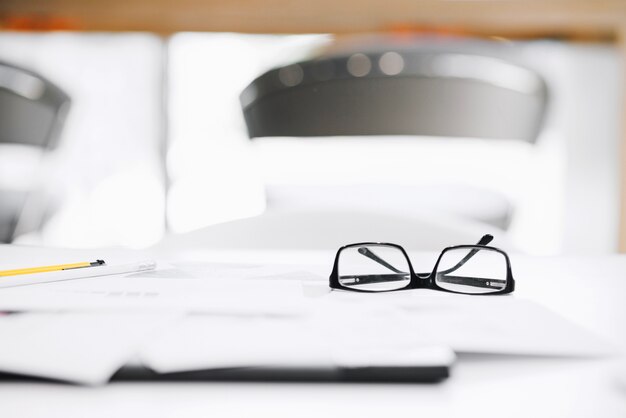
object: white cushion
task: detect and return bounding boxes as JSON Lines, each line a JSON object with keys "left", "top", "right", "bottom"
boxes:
{"left": 266, "top": 184, "right": 513, "bottom": 230}
{"left": 158, "top": 207, "right": 511, "bottom": 251}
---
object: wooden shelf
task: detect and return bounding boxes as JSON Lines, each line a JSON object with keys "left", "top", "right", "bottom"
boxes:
{"left": 0, "top": 0, "right": 624, "bottom": 38}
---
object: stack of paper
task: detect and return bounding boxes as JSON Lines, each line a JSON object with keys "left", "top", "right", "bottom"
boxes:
{"left": 0, "top": 255, "right": 616, "bottom": 385}
{"left": 0, "top": 312, "right": 181, "bottom": 385}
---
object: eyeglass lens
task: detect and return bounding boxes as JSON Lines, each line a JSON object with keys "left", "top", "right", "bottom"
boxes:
{"left": 338, "top": 244, "right": 411, "bottom": 291}
{"left": 435, "top": 247, "right": 508, "bottom": 294}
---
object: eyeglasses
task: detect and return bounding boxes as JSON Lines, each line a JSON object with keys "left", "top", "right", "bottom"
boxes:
{"left": 329, "top": 234, "right": 515, "bottom": 295}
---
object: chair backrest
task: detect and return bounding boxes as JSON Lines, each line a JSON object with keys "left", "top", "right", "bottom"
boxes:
{"left": 0, "top": 61, "right": 70, "bottom": 242}
{"left": 0, "top": 60, "right": 70, "bottom": 148}
{"left": 224, "top": 42, "right": 550, "bottom": 251}
{"left": 240, "top": 45, "right": 548, "bottom": 142}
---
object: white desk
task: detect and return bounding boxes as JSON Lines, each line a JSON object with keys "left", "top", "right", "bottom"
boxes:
{"left": 1, "top": 249, "right": 625, "bottom": 418}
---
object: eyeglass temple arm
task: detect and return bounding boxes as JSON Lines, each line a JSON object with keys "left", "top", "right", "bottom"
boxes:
{"left": 340, "top": 273, "right": 505, "bottom": 288}
{"left": 436, "top": 234, "right": 494, "bottom": 276}
{"left": 357, "top": 247, "right": 405, "bottom": 273}
{"left": 433, "top": 274, "right": 506, "bottom": 289}
{"left": 339, "top": 273, "right": 408, "bottom": 285}
{"left": 357, "top": 234, "right": 493, "bottom": 277}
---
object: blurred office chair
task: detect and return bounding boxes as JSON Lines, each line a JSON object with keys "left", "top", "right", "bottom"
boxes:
{"left": 160, "top": 41, "right": 547, "bottom": 251}
{"left": 241, "top": 45, "right": 547, "bottom": 141}
{"left": 0, "top": 60, "right": 70, "bottom": 242}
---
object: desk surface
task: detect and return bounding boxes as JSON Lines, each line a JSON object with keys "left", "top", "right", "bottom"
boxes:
{"left": 1, "top": 248, "right": 625, "bottom": 418}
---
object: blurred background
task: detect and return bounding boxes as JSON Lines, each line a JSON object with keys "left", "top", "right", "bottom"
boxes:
{"left": 0, "top": 1, "right": 623, "bottom": 255}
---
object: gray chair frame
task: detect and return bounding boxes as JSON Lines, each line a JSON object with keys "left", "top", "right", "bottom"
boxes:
{"left": 0, "top": 60, "right": 71, "bottom": 242}
{"left": 241, "top": 45, "right": 548, "bottom": 142}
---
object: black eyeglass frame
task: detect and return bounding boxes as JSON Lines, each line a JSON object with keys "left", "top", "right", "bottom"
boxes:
{"left": 329, "top": 240, "right": 515, "bottom": 295}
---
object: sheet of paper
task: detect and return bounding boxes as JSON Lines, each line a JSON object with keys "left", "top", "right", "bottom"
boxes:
{"left": 315, "top": 291, "right": 615, "bottom": 357}
{"left": 140, "top": 314, "right": 455, "bottom": 374}
{"left": 135, "top": 261, "right": 327, "bottom": 282}
{"left": 0, "top": 276, "right": 308, "bottom": 316}
{"left": 0, "top": 311, "right": 180, "bottom": 385}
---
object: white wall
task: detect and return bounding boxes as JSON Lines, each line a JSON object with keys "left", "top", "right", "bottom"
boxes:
{"left": 511, "top": 42, "right": 621, "bottom": 254}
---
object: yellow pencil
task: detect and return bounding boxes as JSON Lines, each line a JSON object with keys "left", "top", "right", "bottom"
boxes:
{"left": 0, "top": 260, "right": 106, "bottom": 277}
